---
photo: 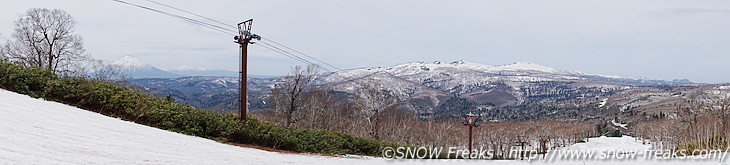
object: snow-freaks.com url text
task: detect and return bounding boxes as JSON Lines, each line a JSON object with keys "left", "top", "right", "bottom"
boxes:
{"left": 381, "top": 146, "right": 730, "bottom": 161}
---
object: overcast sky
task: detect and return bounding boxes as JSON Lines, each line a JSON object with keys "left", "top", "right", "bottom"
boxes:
{"left": 2, "top": 0, "right": 730, "bottom": 83}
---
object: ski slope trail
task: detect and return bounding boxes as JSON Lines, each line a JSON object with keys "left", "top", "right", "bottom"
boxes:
{"left": 0, "top": 89, "right": 369, "bottom": 164}
{"left": 1, "top": 89, "right": 727, "bottom": 165}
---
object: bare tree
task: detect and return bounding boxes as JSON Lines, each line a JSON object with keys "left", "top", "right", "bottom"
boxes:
{"left": 2, "top": 8, "right": 88, "bottom": 74}
{"left": 85, "top": 58, "right": 128, "bottom": 81}
{"left": 297, "top": 88, "right": 348, "bottom": 130}
{"left": 720, "top": 97, "right": 730, "bottom": 149}
{"left": 0, "top": 33, "right": 4, "bottom": 60}
{"left": 270, "top": 65, "right": 319, "bottom": 127}
{"left": 355, "top": 81, "right": 397, "bottom": 140}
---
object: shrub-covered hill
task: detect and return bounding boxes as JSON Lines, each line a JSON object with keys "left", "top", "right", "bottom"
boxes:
{"left": 0, "top": 60, "right": 396, "bottom": 156}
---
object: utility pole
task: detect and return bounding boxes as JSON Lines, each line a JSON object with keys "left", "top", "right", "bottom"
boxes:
{"left": 235, "top": 19, "right": 260, "bottom": 122}
{"left": 462, "top": 109, "right": 479, "bottom": 158}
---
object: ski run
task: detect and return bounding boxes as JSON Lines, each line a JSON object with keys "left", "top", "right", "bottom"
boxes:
{"left": 1, "top": 89, "right": 728, "bottom": 165}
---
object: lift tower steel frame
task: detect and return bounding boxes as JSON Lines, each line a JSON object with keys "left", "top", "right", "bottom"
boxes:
{"left": 462, "top": 109, "right": 479, "bottom": 158}
{"left": 235, "top": 19, "right": 260, "bottom": 122}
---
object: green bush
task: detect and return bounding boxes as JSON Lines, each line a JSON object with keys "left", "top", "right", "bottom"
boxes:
{"left": 227, "top": 117, "right": 385, "bottom": 155}
{"left": 0, "top": 61, "right": 395, "bottom": 156}
{"left": 0, "top": 61, "right": 56, "bottom": 98}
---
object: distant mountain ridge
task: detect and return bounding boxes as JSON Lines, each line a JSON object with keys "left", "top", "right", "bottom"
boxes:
{"left": 168, "top": 66, "right": 239, "bottom": 77}
{"left": 111, "top": 56, "right": 265, "bottom": 78}
{"left": 111, "top": 55, "right": 182, "bottom": 79}
{"left": 310, "top": 60, "right": 697, "bottom": 119}
{"left": 128, "top": 60, "right": 700, "bottom": 121}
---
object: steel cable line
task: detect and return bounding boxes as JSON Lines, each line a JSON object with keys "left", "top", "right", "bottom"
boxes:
{"left": 111, "top": 0, "right": 367, "bottom": 83}
{"left": 256, "top": 42, "right": 373, "bottom": 88}
{"left": 261, "top": 37, "right": 343, "bottom": 71}
{"left": 111, "top": 0, "right": 323, "bottom": 67}
{"left": 259, "top": 42, "right": 370, "bottom": 87}
{"left": 260, "top": 41, "right": 379, "bottom": 93}
{"left": 258, "top": 41, "right": 374, "bottom": 84}
{"left": 123, "top": 0, "right": 343, "bottom": 72}
{"left": 257, "top": 41, "right": 330, "bottom": 71}
{"left": 256, "top": 42, "right": 320, "bottom": 68}
{"left": 111, "top": 0, "right": 237, "bottom": 36}
{"left": 258, "top": 40, "right": 367, "bottom": 83}
{"left": 145, "top": 0, "right": 237, "bottom": 29}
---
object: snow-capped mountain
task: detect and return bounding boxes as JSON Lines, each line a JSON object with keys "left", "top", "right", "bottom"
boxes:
{"left": 112, "top": 55, "right": 182, "bottom": 79}
{"left": 319, "top": 60, "right": 687, "bottom": 93}
{"left": 168, "top": 66, "right": 239, "bottom": 77}
{"left": 312, "top": 60, "right": 694, "bottom": 118}
{"left": 317, "top": 60, "right": 595, "bottom": 98}
{"left": 127, "top": 60, "right": 697, "bottom": 120}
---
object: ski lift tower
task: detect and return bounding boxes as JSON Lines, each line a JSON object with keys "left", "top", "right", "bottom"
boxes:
{"left": 234, "top": 19, "right": 260, "bottom": 122}
{"left": 462, "top": 108, "right": 479, "bottom": 158}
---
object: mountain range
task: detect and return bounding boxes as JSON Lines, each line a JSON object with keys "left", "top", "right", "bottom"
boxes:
{"left": 310, "top": 60, "right": 695, "bottom": 119}
{"left": 168, "top": 66, "right": 239, "bottom": 77}
{"left": 111, "top": 55, "right": 182, "bottom": 78}
{"left": 119, "top": 57, "right": 723, "bottom": 121}
{"left": 110, "top": 55, "right": 247, "bottom": 78}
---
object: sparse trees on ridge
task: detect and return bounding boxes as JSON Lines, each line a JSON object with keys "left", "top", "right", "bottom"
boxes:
{"left": 355, "top": 81, "right": 397, "bottom": 140}
{"left": 85, "top": 59, "right": 127, "bottom": 81}
{"left": 633, "top": 92, "right": 730, "bottom": 153}
{"left": 270, "top": 64, "right": 319, "bottom": 127}
{"left": 258, "top": 68, "right": 600, "bottom": 159}
{"left": 297, "top": 87, "right": 347, "bottom": 130}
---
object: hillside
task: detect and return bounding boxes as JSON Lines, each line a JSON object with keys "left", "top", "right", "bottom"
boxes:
{"left": 129, "top": 76, "right": 277, "bottom": 111}
{"left": 1, "top": 64, "right": 726, "bottom": 164}
{"left": 0, "top": 89, "right": 375, "bottom": 164}
{"left": 1, "top": 88, "right": 723, "bottom": 164}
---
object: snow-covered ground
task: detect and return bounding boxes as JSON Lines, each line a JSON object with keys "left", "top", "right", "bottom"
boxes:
{"left": 598, "top": 98, "right": 608, "bottom": 108}
{"left": 564, "top": 136, "right": 650, "bottom": 153}
{"left": 610, "top": 119, "right": 628, "bottom": 129}
{"left": 1, "top": 89, "right": 728, "bottom": 165}
{"left": 0, "top": 89, "right": 370, "bottom": 164}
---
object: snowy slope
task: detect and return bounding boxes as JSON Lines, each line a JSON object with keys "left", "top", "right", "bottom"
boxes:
{"left": 494, "top": 61, "right": 559, "bottom": 73}
{"left": 1, "top": 89, "right": 726, "bottom": 165}
{"left": 0, "top": 89, "right": 371, "bottom": 164}
{"left": 564, "top": 136, "right": 649, "bottom": 153}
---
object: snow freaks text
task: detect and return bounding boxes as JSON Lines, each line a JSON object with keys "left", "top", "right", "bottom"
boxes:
{"left": 381, "top": 146, "right": 730, "bottom": 161}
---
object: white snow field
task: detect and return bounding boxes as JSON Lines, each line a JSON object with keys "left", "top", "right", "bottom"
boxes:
{"left": 1, "top": 88, "right": 729, "bottom": 165}
{"left": 565, "top": 136, "right": 649, "bottom": 152}
{"left": 0, "top": 89, "right": 370, "bottom": 164}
